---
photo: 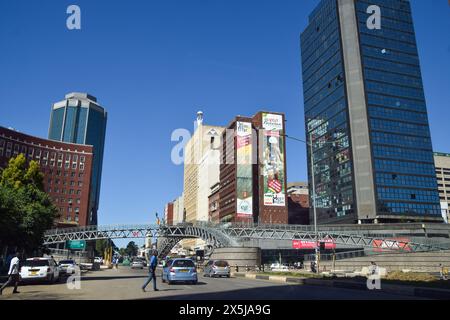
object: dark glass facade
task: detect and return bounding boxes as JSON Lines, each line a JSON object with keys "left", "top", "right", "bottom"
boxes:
{"left": 301, "top": 0, "right": 355, "bottom": 222}
{"left": 301, "top": 0, "right": 441, "bottom": 223}
{"left": 49, "top": 93, "right": 107, "bottom": 225}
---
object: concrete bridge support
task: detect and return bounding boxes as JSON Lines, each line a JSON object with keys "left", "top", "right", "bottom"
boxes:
{"left": 210, "top": 247, "right": 261, "bottom": 269}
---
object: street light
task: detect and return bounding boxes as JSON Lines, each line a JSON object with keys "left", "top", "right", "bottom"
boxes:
{"left": 284, "top": 132, "right": 336, "bottom": 273}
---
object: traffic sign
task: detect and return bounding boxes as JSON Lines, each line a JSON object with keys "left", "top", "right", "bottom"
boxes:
{"left": 66, "top": 240, "right": 86, "bottom": 250}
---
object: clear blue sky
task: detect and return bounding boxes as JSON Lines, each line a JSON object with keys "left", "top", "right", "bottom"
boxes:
{"left": 1, "top": 1, "right": 449, "bottom": 247}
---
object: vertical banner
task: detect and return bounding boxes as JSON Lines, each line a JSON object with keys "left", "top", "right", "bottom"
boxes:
{"left": 262, "top": 113, "right": 286, "bottom": 206}
{"left": 236, "top": 122, "right": 253, "bottom": 218}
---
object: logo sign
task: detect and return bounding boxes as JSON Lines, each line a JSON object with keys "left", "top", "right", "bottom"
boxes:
{"left": 66, "top": 240, "right": 86, "bottom": 250}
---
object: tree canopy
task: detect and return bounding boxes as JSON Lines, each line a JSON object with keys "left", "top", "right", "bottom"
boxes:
{"left": 0, "top": 154, "right": 59, "bottom": 254}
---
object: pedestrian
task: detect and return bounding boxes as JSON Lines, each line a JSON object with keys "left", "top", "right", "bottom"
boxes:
{"left": 142, "top": 250, "right": 159, "bottom": 292}
{"left": 310, "top": 261, "right": 316, "bottom": 273}
{"left": 439, "top": 264, "right": 448, "bottom": 280}
{"left": 369, "top": 261, "right": 378, "bottom": 275}
{"left": 115, "top": 257, "right": 119, "bottom": 269}
{"left": 235, "top": 264, "right": 239, "bottom": 272}
{"left": 0, "top": 252, "right": 21, "bottom": 295}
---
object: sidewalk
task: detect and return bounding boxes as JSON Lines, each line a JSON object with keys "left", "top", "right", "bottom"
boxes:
{"left": 231, "top": 272, "right": 450, "bottom": 299}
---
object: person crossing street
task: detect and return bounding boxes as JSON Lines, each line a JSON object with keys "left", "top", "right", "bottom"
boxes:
{"left": 0, "top": 252, "right": 21, "bottom": 295}
{"left": 141, "top": 250, "right": 159, "bottom": 292}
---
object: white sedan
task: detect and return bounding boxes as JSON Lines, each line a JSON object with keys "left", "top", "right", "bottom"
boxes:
{"left": 20, "top": 257, "right": 60, "bottom": 283}
{"left": 131, "top": 260, "right": 145, "bottom": 269}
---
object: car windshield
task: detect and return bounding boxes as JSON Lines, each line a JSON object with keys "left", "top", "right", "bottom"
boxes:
{"left": 214, "top": 260, "right": 229, "bottom": 267}
{"left": 172, "top": 260, "right": 195, "bottom": 268}
{"left": 23, "top": 260, "right": 50, "bottom": 267}
{"left": 59, "top": 260, "right": 75, "bottom": 264}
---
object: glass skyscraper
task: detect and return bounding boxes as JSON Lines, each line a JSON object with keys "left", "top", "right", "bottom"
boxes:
{"left": 49, "top": 93, "right": 107, "bottom": 225}
{"left": 301, "top": 0, "right": 442, "bottom": 224}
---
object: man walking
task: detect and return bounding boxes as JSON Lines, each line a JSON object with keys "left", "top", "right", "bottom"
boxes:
{"left": 141, "top": 250, "right": 159, "bottom": 292}
{"left": 0, "top": 252, "right": 21, "bottom": 295}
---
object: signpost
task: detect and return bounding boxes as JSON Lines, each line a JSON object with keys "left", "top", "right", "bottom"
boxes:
{"left": 66, "top": 240, "right": 86, "bottom": 250}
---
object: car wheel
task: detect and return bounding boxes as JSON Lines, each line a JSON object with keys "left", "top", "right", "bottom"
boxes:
{"left": 48, "top": 274, "right": 54, "bottom": 284}
{"left": 192, "top": 280, "right": 198, "bottom": 285}
{"left": 167, "top": 280, "right": 172, "bottom": 285}
{"left": 227, "top": 274, "right": 231, "bottom": 278}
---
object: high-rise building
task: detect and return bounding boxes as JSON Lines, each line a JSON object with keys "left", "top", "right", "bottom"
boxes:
{"left": 434, "top": 152, "right": 450, "bottom": 223}
{"left": 48, "top": 93, "right": 107, "bottom": 225}
{"left": 164, "top": 202, "right": 174, "bottom": 225}
{"left": 0, "top": 126, "right": 94, "bottom": 228}
{"left": 183, "top": 112, "right": 224, "bottom": 223}
{"left": 301, "top": 0, "right": 441, "bottom": 224}
{"left": 182, "top": 112, "right": 224, "bottom": 251}
{"left": 219, "top": 112, "right": 288, "bottom": 224}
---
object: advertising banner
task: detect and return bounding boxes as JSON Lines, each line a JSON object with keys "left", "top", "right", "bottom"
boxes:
{"left": 261, "top": 113, "right": 286, "bottom": 206}
{"left": 236, "top": 122, "right": 253, "bottom": 218}
{"left": 292, "top": 239, "right": 336, "bottom": 250}
{"left": 372, "top": 238, "right": 412, "bottom": 252}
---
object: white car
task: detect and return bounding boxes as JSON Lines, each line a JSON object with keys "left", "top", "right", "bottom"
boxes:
{"left": 58, "top": 259, "right": 78, "bottom": 275}
{"left": 94, "top": 257, "right": 103, "bottom": 264}
{"left": 20, "top": 257, "right": 60, "bottom": 283}
{"left": 270, "top": 263, "right": 289, "bottom": 271}
{"left": 131, "top": 260, "right": 144, "bottom": 269}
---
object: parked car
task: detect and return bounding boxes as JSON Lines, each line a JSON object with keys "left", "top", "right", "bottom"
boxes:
{"left": 58, "top": 259, "right": 78, "bottom": 275}
{"left": 20, "top": 257, "right": 60, "bottom": 283}
{"left": 270, "top": 263, "right": 289, "bottom": 271}
{"left": 162, "top": 258, "right": 198, "bottom": 284}
{"left": 203, "top": 260, "right": 230, "bottom": 278}
{"left": 131, "top": 260, "right": 144, "bottom": 269}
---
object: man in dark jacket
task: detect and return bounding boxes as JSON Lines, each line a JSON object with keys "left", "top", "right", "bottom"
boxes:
{"left": 142, "top": 250, "right": 159, "bottom": 292}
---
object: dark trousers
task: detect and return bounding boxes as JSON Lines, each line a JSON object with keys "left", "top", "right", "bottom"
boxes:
{"left": 0, "top": 274, "right": 19, "bottom": 293}
{"left": 141, "top": 270, "right": 157, "bottom": 291}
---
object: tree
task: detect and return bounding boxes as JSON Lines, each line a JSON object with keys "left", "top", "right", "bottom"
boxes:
{"left": 0, "top": 154, "right": 59, "bottom": 254}
{"left": 125, "top": 241, "right": 139, "bottom": 257}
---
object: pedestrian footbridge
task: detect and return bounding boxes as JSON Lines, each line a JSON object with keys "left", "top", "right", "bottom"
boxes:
{"left": 44, "top": 222, "right": 450, "bottom": 258}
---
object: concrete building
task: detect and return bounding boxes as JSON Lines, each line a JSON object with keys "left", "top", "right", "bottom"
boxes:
{"left": 434, "top": 152, "right": 450, "bottom": 223}
{"left": 49, "top": 93, "right": 107, "bottom": 225}
{"left": 172, "top": 193, "right": 184, "bottom": 224}
{"left": 287, "top": 182, "right": 309, "bottom": 225}
{"left": 301, "top": 0, "right": 441, "bottom": 224}
{"left": 182, "top": 112, "right": 224, "bottom": 250}
{"left": 0, "top": 126, "right": 94, "bottom": 227}
{"left": 164, "top": 202, "right": 174, "bottom": 225}
{"left": 183, "top": 111, "right": 224, "bottom": 223}
{"left": 219, "top": 112, "right": 288, "bottom": 224}
{"left": 208, "top": 182, "right": 220, "bottom": 223}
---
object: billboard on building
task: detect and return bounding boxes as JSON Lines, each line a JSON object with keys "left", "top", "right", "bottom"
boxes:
{"left": 261, "top": 113, "right": 286, "bottom": 206}
{"left": 236, "top": 122, "right": 253, "bottom": 218}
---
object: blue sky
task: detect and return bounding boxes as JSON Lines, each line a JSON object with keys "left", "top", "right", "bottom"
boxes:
{"left": 1, "top": 1, "right": 449, "bottom": 247}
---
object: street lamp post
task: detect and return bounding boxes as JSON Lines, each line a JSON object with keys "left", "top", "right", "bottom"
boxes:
{"left": 284, "top": 133, "right": 326, "bottom": 273}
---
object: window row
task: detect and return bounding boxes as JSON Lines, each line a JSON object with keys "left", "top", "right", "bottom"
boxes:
{"left": 371, "top": 131, "right": 432, "bottom": 149}
{"left": 368, "top": 105, "right": 428, "bottom": 125}
{"left": 48, "top": 188, "right": 82, "bottom": 195}
{"left": 376, "top": 173, "right": 438, "bottom": 189}
{"left": 378, "top": 201, "right": 441, "bottom": 215}
{"left": 374, "top": 159, "right": 436, "bottom": 176}
{"left": 372, "top": 144, "right": 434, "bottom": 163}
{"left": 370, "top": 118, "right": 430, "bottom": 138}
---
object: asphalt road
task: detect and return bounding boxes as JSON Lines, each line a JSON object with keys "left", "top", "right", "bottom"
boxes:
{"left": 0, "top": 267, "right": 424, "bottom": 300}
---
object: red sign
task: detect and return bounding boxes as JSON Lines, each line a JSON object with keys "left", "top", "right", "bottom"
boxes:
{"left": 372, "top": 238, "right": 412, "bottom": 252}
{"left": 292, "top": 239, "right": 336, "bottom": 249}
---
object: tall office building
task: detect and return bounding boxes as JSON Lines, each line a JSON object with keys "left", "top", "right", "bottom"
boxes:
{"left": 434, "top": 152, "right": 450, "bottom": 223}
{"left": 49, "top": 93, "right": 107, "bottom": 225}
{"left": 301, "top": 0, "right": 441, "bottom": 224}
{"left": 182, "top": 112, "right": 224, "bottom": 251}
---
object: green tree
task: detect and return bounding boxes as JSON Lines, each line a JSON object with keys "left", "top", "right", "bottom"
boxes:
{"left": 125, "top": 241, "right": 139, "bottom": 257}
{"left": 0, "top": 154, "right": 59, "bottom": 254}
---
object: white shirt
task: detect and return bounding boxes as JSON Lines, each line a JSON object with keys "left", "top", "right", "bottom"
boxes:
{"left": 8, "top": 257, "right": 20, "bottom": 275}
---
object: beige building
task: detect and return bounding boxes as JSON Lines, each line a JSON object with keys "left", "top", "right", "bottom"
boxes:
{"left": 182, "top": 111, "right": 224, "bottom": 250}
{"left": 435, "top": 152, "right": 450, "bottom": 223}
{"left": 172, "top": 193, "right": 184, "bottom": 225}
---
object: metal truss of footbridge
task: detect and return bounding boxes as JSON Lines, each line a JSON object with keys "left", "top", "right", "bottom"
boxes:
{"left": 43, "top": 222, "right": 449, "bottom": 258}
